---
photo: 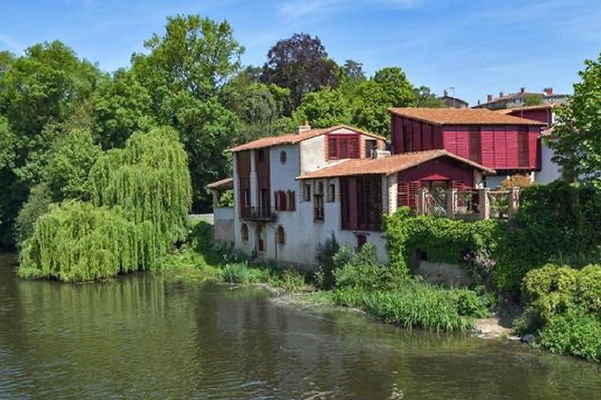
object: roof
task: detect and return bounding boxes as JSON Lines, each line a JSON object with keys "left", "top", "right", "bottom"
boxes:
{"left": 495, "top": 103, "right": 557, "bottom": 114}
{"left": 476, "top": 92, "right": 569, "bottom": 108}
{"left": 297, "top": 150, "right": 495, "bottom": 180}
{"left": 388, "top": 108, "right": 546, "bottom": 126}
{"left": 206, "top": 177, "right": 233, "bottom": 190}
{"left": 227, "top": 125, "right": 386, "bottom": 152}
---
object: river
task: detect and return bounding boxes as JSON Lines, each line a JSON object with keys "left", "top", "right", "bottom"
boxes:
{"left": 1, "top": 254, "right": 600, "bottom": 399}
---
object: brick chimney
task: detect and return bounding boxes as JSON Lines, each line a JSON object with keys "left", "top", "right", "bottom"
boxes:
{"left": 297, "top": 120, "right": 311, "bottom": 134}
{"left": 487, "top": 94, "right": 493, "bottom": 102}
{"left": 543, "top": 87, "right": 554, "bottom": 96}
{"left": 520, "top": 87, "right": 525, "bottom": 94}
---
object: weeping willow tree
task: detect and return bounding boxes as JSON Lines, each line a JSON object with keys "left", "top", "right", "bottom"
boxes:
{"left": 19, "top": 127, "right": 192, "bottom": 282}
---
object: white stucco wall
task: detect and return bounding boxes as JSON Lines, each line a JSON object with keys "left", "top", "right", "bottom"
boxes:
{"left": 231, "top": 132, "right": 390, "bottom": 268}
{"left": 536, "top": 140, "right": 562, "bottom": 184}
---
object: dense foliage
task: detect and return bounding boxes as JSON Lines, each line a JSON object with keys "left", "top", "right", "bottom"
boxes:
{"left": 384, "top": 207, "right": 500, "bottom": 283}
{"left": 518, "top": 265, "right": 601, "bottom": 362}
{"left": 550, "top": 50, "right": 601, "bottom": 181}
{"left": 18, "top": 127, "right": 192, "bottom": 281}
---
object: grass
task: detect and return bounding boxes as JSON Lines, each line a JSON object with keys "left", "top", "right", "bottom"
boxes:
{"left": 330, "top": 283, "right": 490, "bottom": 332}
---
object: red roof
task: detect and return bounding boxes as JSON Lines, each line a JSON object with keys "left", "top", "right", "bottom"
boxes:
{"left": 297, "top": 150, "right": 495, "bottom": 180}
{"left": 495, "top": 103, "right": 557, "bottom": 115}
{"left": 227, "top": 125, "right": 385, "bottom": 152}
{"left": 206, "top": 177, "right": 233, "bottom": 190}
{"left": 388, "top": 108, "right": 545, "bottom": 126}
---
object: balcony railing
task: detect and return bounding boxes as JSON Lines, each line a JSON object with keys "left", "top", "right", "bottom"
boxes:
{"left": 240, "top": 206, "right": 277, "bottom": 221}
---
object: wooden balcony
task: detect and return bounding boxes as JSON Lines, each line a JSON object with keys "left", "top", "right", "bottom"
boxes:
{"left": 240, "top": 206, "right": 277, "bottom": 222}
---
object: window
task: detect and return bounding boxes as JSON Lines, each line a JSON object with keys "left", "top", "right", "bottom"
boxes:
{"left": 243, "top": 189, "right": 250, "bottom": 207}
{"left": 328, "top": 135, "right": 360, "bottom": 160}
{"left": 287, "top": 190, "right": 296, "bottom": 211}
{"left": 241, "top": 224, "right": 249, "bottom": 242}
{"left": 274, "top": 190, "right": 288, "bottom": 211}
{"left": 314, "top": 194, "right": 324, "bottom": 221}
{"left": 365, "top": 139, "right": 377, "bottom": 158}
{"left": 280, "top": 150, "right": 287, "bottom": 165}
{"left": 327, "top": 181, "right": 335, "bottom": 202}
{"left": 277, "top": 225, "right": 285, "bottom": 244}
{"left": 469, "top": 127, "right": 482, "bottom": 164}
{"left": 304, "top": 183, "right": 311, "bottom": 202}
{"left": 258, "top": 149, "right": 265, "bottom": 163}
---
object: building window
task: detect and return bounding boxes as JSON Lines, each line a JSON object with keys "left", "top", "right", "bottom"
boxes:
{"left": 403, "top": 125, "right": 413, "bottom": 153}
{"left": 287, "top": 190, "right": 296, "bottom": 211}
{"left": 280, "top": 150, "right": 287, "bottom": 165}
{"left": 243, "top": 189, "right": 250, "bottom": 207}
{"left": 328, "top": 135, "right": 360, "bottom": 160}
{"left": 241, "top": 224, "right": 249, "bottom": 242}
{"left": 327, "top": 181, "right": 335, "bottom": 202}
{"left": 277, "top": 225, "right": 286, "bottom": 244}
{"left": 258, "top": 149, "right": 265, "bottom": 163}
{"left": 365, "top": 139, "right": 377, "bottom": 158}
{"left": 304, "top": 183, "right": 311, "bottom": 202}
{"left": 314, "top": 186, "right": 324, "bottom": 222}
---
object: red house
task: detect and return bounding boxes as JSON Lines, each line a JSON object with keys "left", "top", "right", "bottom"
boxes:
{"left": 389, "top": 108, "right": 546, "bottom": 182}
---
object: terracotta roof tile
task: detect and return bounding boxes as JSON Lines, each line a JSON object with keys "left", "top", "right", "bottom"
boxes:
{"left": 206, "top": 177, "right": 233, "bottom": 190}
{"left": 495, "top": 103, "right": 557, "bottom": 114}
{"left": 389, "top": 108, "right": 546, "bottom": 126}
{"left": 227, "top": 125, "right": 385, "bottom": 152}
{"left": 297, "top": 150, "right": 495, "bottom": 180}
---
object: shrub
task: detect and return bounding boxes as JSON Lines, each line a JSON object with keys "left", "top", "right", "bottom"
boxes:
{"left": 273, "top": 269, "right": 306, "bottom": 293}
{"left": 315, "top": 233, "right": 340, "bottom": 289}
{"left": 537, "top": 307, "right": 601, "bottom": 362}
{"left": 14, "top": 183, "right": 52, "bottom": 246}
{"left": 331, "top": 282, "right": 488, "bottom": 332}
{"left": 333, "top": 243, "right": 406, "bottom": 290}
{"left": 221, "top": 262, "right": 272, "bottom": 284}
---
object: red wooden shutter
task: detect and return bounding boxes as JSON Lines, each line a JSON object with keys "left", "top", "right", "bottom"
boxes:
{"left": 409, "top": 181, "right": 421, "bottom": 209}
{"left": 397, "top": 182, "right": 409, "bottom": 207}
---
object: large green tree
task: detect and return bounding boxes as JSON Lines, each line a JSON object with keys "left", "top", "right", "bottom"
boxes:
{"left": 293, "top": 87, "right": 351, "bottom": 128}
{"left": 550, "top": 52, "right": 601, "bottom": 182}
{"left": 93, "top": 69, "right": 156, "bottom": 149}
{"left": 261, "top": 33, "right": 339, "bottom": 112}
{"left": 132, "top": 15, "right": 245, "bottom": 211}
{"left": 0, "top": 41, "right": 102, "bottom": 248}
{"left": 352, "top": 67, "right": 416, "bottom": 137}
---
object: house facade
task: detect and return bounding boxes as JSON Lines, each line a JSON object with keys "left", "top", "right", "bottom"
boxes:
{"left": 227, "top": 125, "right": 388, "bottom": 266}
{"left": 220, "top": 122, "right": 493, "bottom": 267}
{"left": 389, "top": 108, "right": 546, "bottom": 188}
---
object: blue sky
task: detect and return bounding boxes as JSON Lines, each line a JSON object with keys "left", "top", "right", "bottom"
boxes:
{"left": 1, "top": 0, "right": 600, "bottom": 104}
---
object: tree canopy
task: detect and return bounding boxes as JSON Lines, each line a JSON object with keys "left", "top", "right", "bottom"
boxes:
{"left": 261, "top": 33, "right": 339, "bottom": 112}
{"left": 551, "top": 51, "right": 601, "bottom": 182}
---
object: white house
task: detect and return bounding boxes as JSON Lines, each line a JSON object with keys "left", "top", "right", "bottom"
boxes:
{"left": 211, "top": 123, "right": 493, "bottom": 268}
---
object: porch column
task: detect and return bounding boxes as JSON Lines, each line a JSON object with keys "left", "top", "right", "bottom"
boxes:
{"left": 212, "top": 190, "right": 219, "bottom": 207}
{"left": 418, "top": 188, "right": 428, "bottom": 215}
{"left": 478, "top": 188, "right": 490, "bottom": 220}
{"left": 388, "top": 174, "right": 398, "bottom": 214}
{"left": 249, "top": 150, "right": 258, "bottom": 208}
{"left": 446, "top": 188, "right": 457, "bottom": 218}
{"left": 508, "top": 187, "right": 520, "bottom": 219}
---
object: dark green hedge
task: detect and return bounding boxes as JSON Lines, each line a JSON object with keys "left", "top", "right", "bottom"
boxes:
{"left": 385, "top": 181, "right": 601, "bottom": 292}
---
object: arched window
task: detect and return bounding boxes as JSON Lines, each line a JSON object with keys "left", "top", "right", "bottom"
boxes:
{"left": 277, "top": 225, "right": 285, "bottom": 244}
{"left": 241, "top": 223, "right": 249, "bottom": 242}
{"left": 280, "top": 150, "right": 287, "bottom": 165}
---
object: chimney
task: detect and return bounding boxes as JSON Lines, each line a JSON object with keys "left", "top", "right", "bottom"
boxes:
{"left": 477, "top": 100, "right": 481, "bottom": 106}
{"left": 297, "top": 119, "right": 311, "bottom": 134}
{"left": 543, "top": 87, "right": 554, "bottom": 96}
{"left": 487, "top": 94, "right": 493, "bottom": 102}
{"left": 499, "top": 91, "right": 505, "bottom": 98}
{"left": 520, "top": 87, "right": 525, "bottom": 94}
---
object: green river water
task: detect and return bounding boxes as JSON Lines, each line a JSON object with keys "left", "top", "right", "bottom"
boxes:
{"left": 1, "top": 254, "right": 600, "bottom": 399}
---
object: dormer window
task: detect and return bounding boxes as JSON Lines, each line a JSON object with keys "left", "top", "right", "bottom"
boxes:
{"left": 328, "top": 135, "right": 360, "bottom": 160}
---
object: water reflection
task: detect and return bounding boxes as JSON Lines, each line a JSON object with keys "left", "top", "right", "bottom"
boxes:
{"left": 1, "top": 255, "right": 600, "bottom": 399}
